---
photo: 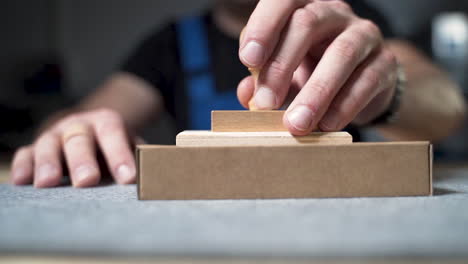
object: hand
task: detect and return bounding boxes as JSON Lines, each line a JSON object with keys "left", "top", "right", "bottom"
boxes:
{"left": 237, "top": 0, "right": 398, "bottom": 135}
{"left": 10, "top": 108, "right": 137, "bottom": 188}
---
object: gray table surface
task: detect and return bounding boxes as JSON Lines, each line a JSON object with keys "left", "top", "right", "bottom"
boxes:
{"left": 1, "top": 168, "right": 468, "bottom": 259}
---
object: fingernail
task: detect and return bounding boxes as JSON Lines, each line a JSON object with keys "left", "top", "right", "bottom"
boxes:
{"left": 320, "top": 111, "right": 340, "bottom": 131}
{"left": 35, "top": 163, "right": 56, "bottom": 187}
{"left": 240, "top": 41, "right": 265, "bottom": 67}
{"left": 287, "top": 105, "right": 315, "bottom": 132}
{"left": 74, "top": 165, "right": 97, "bottom": 187}
{"left": 116, "top": 164, "right": 135, "bottom": 184}
{"left": 254, "top": 86, "right": 277, "bottom": 110}
{"left": 248, "top": 98, "right": 258, "bottom": 110}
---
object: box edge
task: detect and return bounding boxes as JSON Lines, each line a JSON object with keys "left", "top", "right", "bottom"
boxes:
{"left": 136, "top": 145, "right": 143, "bottom": 200}
{"left": 429, "top": 144, "right": 434, "bottom": 196}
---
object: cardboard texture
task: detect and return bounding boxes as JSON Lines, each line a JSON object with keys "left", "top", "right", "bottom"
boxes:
{"left": 137, "top": 142, "right": 432, "bottom": 200}
{"left": 212, "top": 110, "right": 286, "bottom": 132}
{"left": 176, "top": 131, "right": 353, "bottom": 146}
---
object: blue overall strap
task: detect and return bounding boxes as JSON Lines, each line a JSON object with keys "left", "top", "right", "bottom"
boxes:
{"left": 176, "top": 16, "right": 244, "bottom": 130}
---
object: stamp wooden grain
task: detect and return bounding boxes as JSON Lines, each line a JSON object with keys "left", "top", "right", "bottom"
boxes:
{"left": 212, "top": 110, "right": 287, "bottom": 132}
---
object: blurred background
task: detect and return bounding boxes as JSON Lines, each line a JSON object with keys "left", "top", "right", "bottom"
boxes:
{"left": 1, "top": 0, "right": 467, "bottom": 161}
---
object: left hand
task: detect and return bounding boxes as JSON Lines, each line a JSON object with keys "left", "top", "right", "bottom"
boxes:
{"left": 237, "top": 0, "right": 398, "bottom": 135}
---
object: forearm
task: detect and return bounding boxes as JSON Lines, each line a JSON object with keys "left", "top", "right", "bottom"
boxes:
{"left": 376, "top": 40, "right": 466, "bottom": 142}
{"left": 42, "top": 72, "right": 163, "bottom": 134}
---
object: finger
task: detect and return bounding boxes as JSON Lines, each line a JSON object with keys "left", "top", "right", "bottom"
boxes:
{"left": 239, "top": 0, "right": 308, "bottom": 68}
{"left": 33, "top": 132, "right": 63, "bottom": 188}
{"left": 61, "top": 122, "right": 101, "bottom": 188}
{"left": 292, "top": 58, "right": 317, "bottom": 90}
{"left": 242, "top": 59, "right": 316, "bottom": 110}
{"left": 11, "top": 146, "right": 34, "bottom": 185}
{"left": 284, "top": 20, "right": 383, "bottom": 135}
{"left": 279, "top": 62, "right": 314, "bottom": 109}
{"left": 319, "top": 49, "right": 397, "bottom": 131}
{"left": 92, "top": 109, "right": 136, "bottom": 184}
{"left": 253, "top": 2, "right": 349, "bottom": 109}
{"left": 237, "top": 76, "right": 255, "bottom": 109}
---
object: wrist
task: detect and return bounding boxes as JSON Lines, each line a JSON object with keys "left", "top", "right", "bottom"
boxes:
{"left": 362, "top": 64, "right": 406, "bottom": 127}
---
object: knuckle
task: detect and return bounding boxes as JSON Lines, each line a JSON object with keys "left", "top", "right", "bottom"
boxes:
{"left": 358, "top": 19, "right": 382, "bottom": 38}
{"left": 380, "top": 50, "right": 399, "bottom": 90}
{"left": 58, "top": 114, "right": 84, "bottom": 130}
{"left": 329, "top": 0, "right": 352, "bottom": 12}
{"left": 96, "top": 120, "right": 122, "bottom": 136}
{"left": 267, "top": 58, "right": 294, "bottom": 78}
{"left": 343, "top": 92, "right": 361, "bottom": 112}
{"left": 310, "top": 79, "right": 334, "bottom": 101}
{"left": 13, "top": 146, "right": 32, "bottom": 162}
{"left": 63, "top": 113, "right": 81, "bottom": 124}
{"left": 330, "top": 97, "right": 355, "bottom": 120}
{"left": 292, "top": 6, "right": 320, "bottom": 29}
{"left": 312, "top": 79, "right": 330, "bottom": 95}
{"left": 382, "top": 49, "right": 397, "bottom": 66}
{"left": 34, "top": 131, "right": 58, "bottom": 146}
{"left": 64, "top": 133, "right": 89, "bottom": 147}
{"left": 93, "top": 108, "right": 124, "bottom": 134}
{"left": 16, "top": 146, "right": 31, "bottom": 156}
{"left": 334, "top": 38, "right": 360, "bottom": 62}
{"left": 95, "top": 108, "right": 120, "bottom": 121}
{"left": 95, "top": 117, "right": 125, "bottom": 138}
{"left": 362, "top": 67, "right": 382, "bottom": 90}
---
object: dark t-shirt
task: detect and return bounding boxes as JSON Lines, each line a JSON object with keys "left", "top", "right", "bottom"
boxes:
{"left": 121, "top": 1, "right": 393, "bottom": 134}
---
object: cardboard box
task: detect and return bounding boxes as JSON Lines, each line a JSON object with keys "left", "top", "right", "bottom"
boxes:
{"left": 137, "top": 142, "right": 432, "bottom": 200}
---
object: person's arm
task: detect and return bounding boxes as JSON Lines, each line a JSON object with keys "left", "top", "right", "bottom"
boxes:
{"left": 78, "top": 72, "right": 163, "bottom": 131}
{"left": 40, "top": 72, "right": 162, "bottom": 134}
{"left": 10, "top": 72, "right": 163, "bottom": 188}
{"left": 374, "top": 40, "right": 466, "bottom": 141}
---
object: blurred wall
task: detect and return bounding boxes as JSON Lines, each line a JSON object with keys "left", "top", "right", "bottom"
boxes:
{"left": 0, "top": 0, "right": 212, "bottom": 101}
{"left": 57, "top": 0, "right": 212, "bottom": 98}
{"left": 366, "top": 0, "right": 468, "bottom": 38}
{"left": 0, "top": 0, "right": 56, "bottom": 102}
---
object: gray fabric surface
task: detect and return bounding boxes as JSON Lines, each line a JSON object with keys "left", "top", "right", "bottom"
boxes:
{"left": 1, "top": 168, "right": 468, "bottom": 258}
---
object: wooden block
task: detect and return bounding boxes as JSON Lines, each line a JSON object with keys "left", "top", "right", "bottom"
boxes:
{"left": 137, "top": 142, "right": 433, "bottom": 200}
{"left": 212, "top": 110, "right": 286, "bottom": 132}
{"left": 247, "top": 68, "right": 260, "bottom": 110}
{"left": 176, "top": 131, "right": 352, "bottom": 146}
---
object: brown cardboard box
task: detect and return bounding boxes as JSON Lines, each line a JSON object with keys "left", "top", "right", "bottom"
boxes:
{"left": 137, "top": 142, "right": 432, "bottom": 200}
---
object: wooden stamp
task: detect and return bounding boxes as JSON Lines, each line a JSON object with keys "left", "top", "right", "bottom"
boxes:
{"left": 211, "top": 110, "right": 286, "bottom": 132}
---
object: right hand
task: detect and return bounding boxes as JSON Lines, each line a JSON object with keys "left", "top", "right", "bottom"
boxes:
{"left": 10, "top": 108, "right": 137, "bottom": 188}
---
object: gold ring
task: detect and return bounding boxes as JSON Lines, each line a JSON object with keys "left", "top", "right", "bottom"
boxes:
{"left": 61, "top": 123, "right": 92, "bottom": 145}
